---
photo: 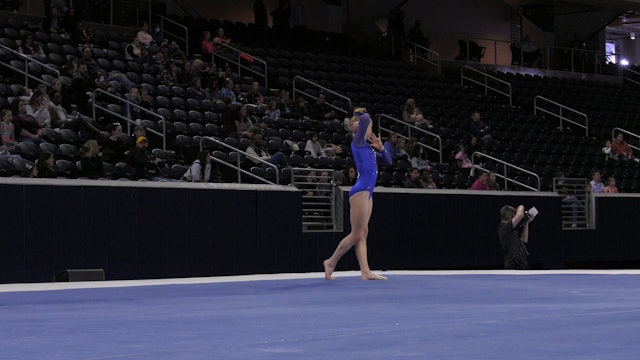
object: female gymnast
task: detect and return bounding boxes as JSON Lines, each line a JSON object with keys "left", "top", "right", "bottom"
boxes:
{"left": 323, "top": 108, "right": 392, "bottom": 280}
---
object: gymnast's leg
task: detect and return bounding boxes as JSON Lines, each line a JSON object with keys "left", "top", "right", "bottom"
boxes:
{"left": 323, "top": 191, "right": 386, "bottom": 280}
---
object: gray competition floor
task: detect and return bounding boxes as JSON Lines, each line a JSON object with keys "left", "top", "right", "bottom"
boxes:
{"left": 2, "top": 270, "right": 640, "bottom": 359}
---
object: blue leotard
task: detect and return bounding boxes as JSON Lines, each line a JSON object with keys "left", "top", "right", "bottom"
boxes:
{"left": 348, "top": 113, "right": 392, "bottom": 198}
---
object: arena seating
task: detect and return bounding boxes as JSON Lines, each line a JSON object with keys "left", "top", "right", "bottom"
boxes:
{"left": 1, "top": 12, "right": 639, "bottom": 191}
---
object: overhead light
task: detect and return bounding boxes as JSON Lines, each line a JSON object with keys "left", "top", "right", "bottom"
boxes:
{"left": 621, "top": 59, "right": 630, "bottom": 66}
{"left": 631, "top": 32, "right": 636, "bottom": 40}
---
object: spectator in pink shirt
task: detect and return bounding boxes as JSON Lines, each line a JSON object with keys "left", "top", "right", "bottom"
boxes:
{"left": 604, "top": 176, "right": 619, "bottom": 193}
{"left": 470, "top": 171, "right": 490, "bottom": 190}
{"left": 201, "top": 31, "right": 215, "bottom": 63}
{"left": 454, "top": 144, "right": 472, "bottom": 169}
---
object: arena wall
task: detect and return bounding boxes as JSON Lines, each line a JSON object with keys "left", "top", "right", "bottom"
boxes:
{"left": 2, "top": 179, "right": 638, "bottom": 283}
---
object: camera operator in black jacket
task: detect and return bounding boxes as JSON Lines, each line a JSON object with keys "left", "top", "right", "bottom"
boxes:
{"left": 498, "top": 205, "right": 535, "bottom": 270}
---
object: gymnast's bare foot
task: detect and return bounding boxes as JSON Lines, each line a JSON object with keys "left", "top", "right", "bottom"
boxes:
{"left": 323, "top": 259, "right": 336, "bottom": 280}
{"left": 361, "top": 272, "right": 387, "bottom": 281}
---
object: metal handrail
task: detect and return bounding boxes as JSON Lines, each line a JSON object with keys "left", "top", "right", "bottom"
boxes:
{"left": 213, "top": 42, "right": 268, "bottom": 88}
{"left": 377, "top": 114, "right": 442, "bottom": 163}
{"left": 292, "top": 167, "right": 338, "bottom": 231}
{"left": 157, "top": 14, "right": 189, "bottom": 56}
{"left": 391, "top": 36, "right": 440, "bottom": 74}
{"left": 460, "top": 65, "right": 512, "bottom": 107}
{"left": 91, "top": 89, "right": 167, "bottom": 150}
{"left": 0, "top": 43, "right": 60, "bottom": 87}
{"left": 534, "top": 95, "right": 588, "bottom": 136}
{"left": 611, "top": 127, "right": 640, "bottom": 153}
{"left": 543, "top": 45, "right": 603, "bottom": 74}
{"left": 198, "top": 136, "right": 279, "bottom": 185}
{"left": 471, "top": 151, "right": 540, "bottom": 191}
{"left": 424, "top": 32, "right": 603, "bottom": 73}
{"left": 622, "top": 67, "right": 640, "bottom": 87}
{"left": 292, "top": 76, "right": 351, "bottom": 116}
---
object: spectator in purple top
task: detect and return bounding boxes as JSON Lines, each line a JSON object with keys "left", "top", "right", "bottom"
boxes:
{"left": 470, "top": 171, "right": 490, "bottom": 190}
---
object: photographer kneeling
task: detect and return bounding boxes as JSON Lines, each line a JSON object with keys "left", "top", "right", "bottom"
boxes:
{"left": 498, "top": 205, "right": 535, "bottom": 270}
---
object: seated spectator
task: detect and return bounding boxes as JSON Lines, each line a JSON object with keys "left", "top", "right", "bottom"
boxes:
{"left": 101, "top": 123, "right": 131, "bottom": 164}
{"left": 396, "top": 137, "right": 408, "bottom": 160}
{"left": 0, "top": 109, "right": 16, "bottom": 148}
{"left": 470, "top": 171, "right": 489, "bottom": 190}
{"left": 420, "top": 169, "right": 437, "bottom": 189}
{"left": 309, "top": 93, "right": 335, "bottom": 120}
{"left": 159, "top": 61, "right": 179, "bottom": 86}
{"left": 0, "top": 109, "right": 21, "bottom": 163}
{"left": 186, "top": 77, "right": 207, "bottom": 101}
{"left": 590, "top": 170, "right": 604, "bottom": 193}
{"left": 124, "top": 37, "right": 142, "bottom": 61}
{"left": 602, "top": 139, "right": 612, "bottom": 159}
{"left": 213, "top": 27, "right": 231, "bottom": 46}
{"left": 48, "top": 90, "right": 102, "bottom": 138}
{"left": 298, "top": 170, "right": 318, "bottom": 196}
{"left": 25, "top": 89, "right": 51, "bottom": 128}
{"left": 71, "top": 21, "right": 95, "bottom": 46}
{"left": 150, "top": 52, "right": 166, "bottom": 72}
{"left": 14, "top": 85, "right": 33, "bottom": 102}
{"left": 139, "top": 88, "right": 153, "bottom": 109}
{"left": 18, "top": 33, "right": 46, "bottom": 62}
{"left": 0, "top": 135, "right": 21, "bottom": 163}
{"left": 42, "top": 6, "right": 62, "bottom": 35}
{"left": 403, "top": 167, "right": 423, "bottom": 188}
{"left": 245, "top": 81, "right": 266, "bottom": 108}
{"left": 487, "top": 171, "right": 501, "bottom": 191}
{"left": 79, "top": 140, "right": 103, "bottom": 179}
{"left": 332, "top": 169, "right": 347, "bottom": 186}
{"left": 166, "top": 41, "right": 187, "bottom": 63}
{"left": 235, "top": 105, "right": 254, "bottom": 137}
{"left": 245, "top": 133, "right": 290, "bottom": 170}
{"left": 467, "top": 136, "right": 484, "bottom": 166}
{"left": 383, "top": 133, "right": 405, "bottom": 160}
{"left": 11, "top": 98, "right": 44, "bottom": 144}
{"left": 68, "top": 61, "right": 96, "bottom": 113}
{"left": 204, "top": 76, "right": 221, "bottom": 100}
{"left": 265, "top": 100, "right": 282, "bottom": 120}
{"left": 80, "top": 46, "right": 100, "bottom": 79}
{"left": 130, "top": 124, "right": 147, "bottom": 146}
{"left": 320, "top": 139, "right": 342, "bottom": 158}
{"left": 220, "top": 78, "right": 239, "bottom": 104}
{"left": 469, "top": 111, "right": 492, "bottom": 142}
{"left": 182, "top": 150, "right": 212, "bottom": 182}
{"left": 344, "top": 165, "right": 357, "bottom": 186}
{"left": 604, "top": 176, "right": 619, "bottom": 193}
{"left": 402, "top": 98, "right": 430, "bottom": 128}
{"left": 123, "top": 87, "right": 143, "bottom": 119}
{"left": 133, "top": 136, "right": 173, "bottom": 181}
{"left": 406, "top": 138, "right": 431, "bottom": 170}
{"left": 279, "top": 90, "right": 293, "bottom": 113}
{"left": 293, "top": 96, "right": 309, "bottom": 118}
{"left": 305, "top": 132, "right": 326, "bottom": 158}
{"left": 201, "top": 31, "right": 215, "bottom": 63}
{"left": 36, "top": 152, "right": 56, "bottom": 178}
{"left": 454, "top": 145, "right": 472, "bottom": 169}
{"left": 151, "top": 23, "right": 164, "bottom": 45}
{"left": 136, "top": 22, "right": 154, "bottom": 47}
{"left": 611, "top": 132, "right": 634, "bottom": 160}
{"left": 233, "top": 82, "right": 247, "bottom": 104}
